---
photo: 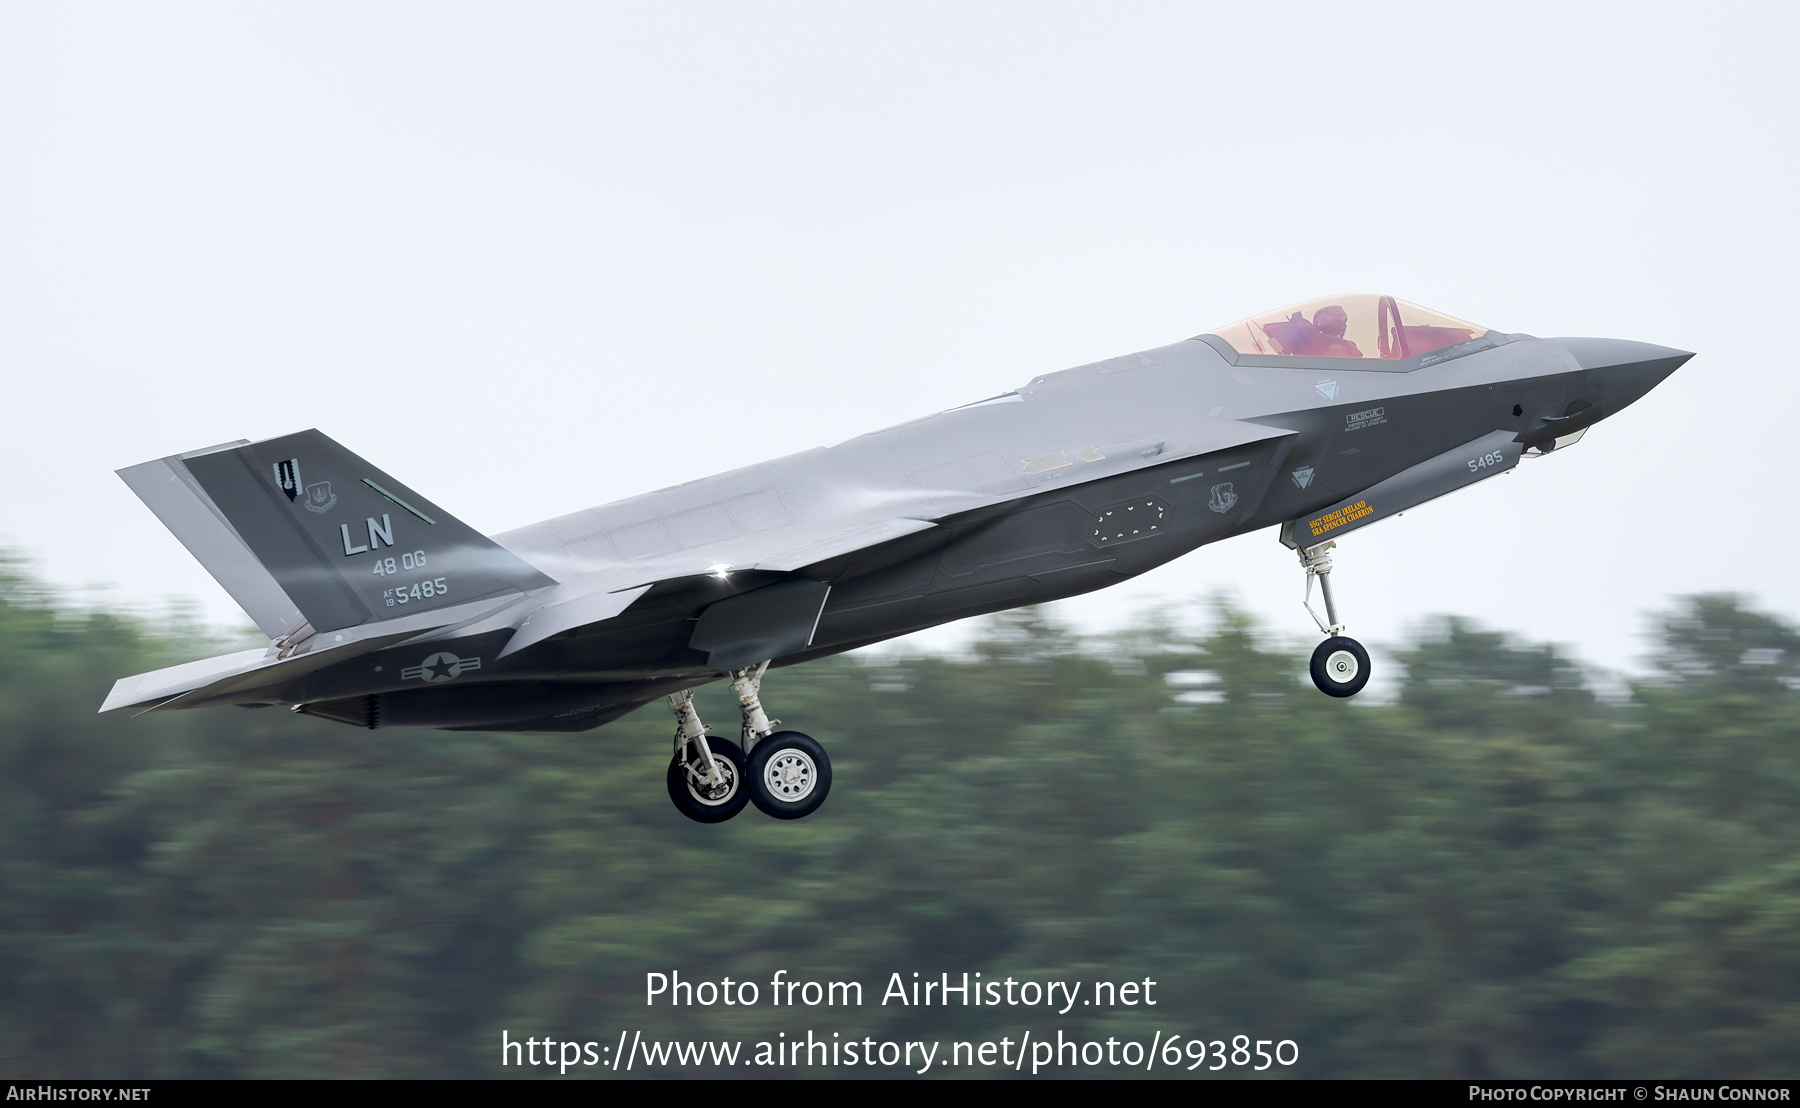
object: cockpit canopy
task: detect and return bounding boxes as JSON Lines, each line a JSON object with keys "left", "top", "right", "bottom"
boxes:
{"left": 1207, "top": 295, "right": 1489, "bottom": 362}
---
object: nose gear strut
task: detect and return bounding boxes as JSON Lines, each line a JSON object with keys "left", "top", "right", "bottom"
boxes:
{"left": 1294, "top": 540, "right": 1371, "bottom": 698}
{"left": 1299, "top": 541, "right": 1344, "bottom": 637}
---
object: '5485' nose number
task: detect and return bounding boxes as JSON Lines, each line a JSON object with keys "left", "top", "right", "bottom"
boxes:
{"left": 1466, "top": 450, "right": 1507, "bottom": 472}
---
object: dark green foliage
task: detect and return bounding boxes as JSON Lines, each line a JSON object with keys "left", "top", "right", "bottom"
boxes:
{"left": 2, "top": 560, "right": 1797, "bottom": 1078}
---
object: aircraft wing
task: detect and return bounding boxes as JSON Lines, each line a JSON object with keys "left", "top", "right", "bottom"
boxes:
{"left": 474, "top": 396, "right": 1300, "bottom": 662}
{"left": 486, "top": 518, "right": 938, "bottom": 659}
{"left": 493, "top": 387, "right": 1296, "bottom": 595}
{"left": 750, "top": 517, "right": 938, "bottom": 573}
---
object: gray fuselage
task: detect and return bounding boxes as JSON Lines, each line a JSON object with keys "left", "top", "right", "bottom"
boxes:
{"left": 282, "top": 330, "right": 1682, "bottom": 731}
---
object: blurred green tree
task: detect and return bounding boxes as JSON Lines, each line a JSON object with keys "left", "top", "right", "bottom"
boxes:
{"left": 1, "top": 562, "right": 1797, "bottom": 1079}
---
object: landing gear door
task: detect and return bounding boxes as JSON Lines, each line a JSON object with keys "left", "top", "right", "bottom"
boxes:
{"left": 690, "top": 579, "right": 832, "bottom": 673}
{"left": 1279, "top": 430, "right": 1521, "bottom": 551}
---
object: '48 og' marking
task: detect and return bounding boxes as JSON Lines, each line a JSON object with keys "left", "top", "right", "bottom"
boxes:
{"left": 373, "top": 550, "right": 429, "bottom": 576}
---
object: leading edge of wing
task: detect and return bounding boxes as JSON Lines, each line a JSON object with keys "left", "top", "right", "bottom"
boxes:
{"left": 485, "top": 518, "right": 939, "bottom": 659}
{"left": 567, "top": 517, "right": 941, "bottom": 601}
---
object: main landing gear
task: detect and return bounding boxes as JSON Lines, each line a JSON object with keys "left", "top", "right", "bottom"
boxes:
{"left": 1297, "top": 541, "right": 1371, "bottom": 698}
{"left": 665, "top": 662, "right": 833, "bottom": 824}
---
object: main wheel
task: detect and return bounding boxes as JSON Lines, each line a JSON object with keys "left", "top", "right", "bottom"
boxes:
{"left": 667, "top": 736, "right": 750, "bottom": 823}
{"left": 1310, "top": 636, "right": 1370, "bottom": 698}
{"left": 747, "top": 731, "right": 832, "bottom": 820}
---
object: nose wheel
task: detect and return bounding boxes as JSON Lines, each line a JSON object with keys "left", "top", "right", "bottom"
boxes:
{"left": 1310, "top": 636, "right": 1370, "bottom": 697}
{"left": 1296, "top": 540, "right": 1371, "bottom": 698}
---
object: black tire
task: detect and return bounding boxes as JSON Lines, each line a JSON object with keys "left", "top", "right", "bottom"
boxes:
{"left": 746, "top": 731, "right": 832, "bottom": 820}
{"left": 666, "top": 736, "right": 750, "bottom": 823}
{"left": 1310, "top": 636, "right": 1371, "bottom": 698}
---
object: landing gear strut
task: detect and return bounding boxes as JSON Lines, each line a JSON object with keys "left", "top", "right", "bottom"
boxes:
{"left": 665, "top": 688, "right": 748, "bottom": 822}
{"left": 1297, "top": 541, "right": 1371, "bottom": 698}
{"left": 730, "top": 662, "right": 832, "bottom": 820}
{"left": 663, "top": 665, "right": 832, "bottom": 823}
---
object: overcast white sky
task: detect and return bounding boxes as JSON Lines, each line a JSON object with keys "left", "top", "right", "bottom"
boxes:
{"left": 2, "top": 2, "right": 1795, "bottom": 674}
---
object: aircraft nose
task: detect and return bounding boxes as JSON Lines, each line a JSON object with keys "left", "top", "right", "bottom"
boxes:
{"left": 1556, "top": 336, "right": 1693, "bottom": 408}
{"left": 1559, "top": 336, "right": 1693, "bottom": 376}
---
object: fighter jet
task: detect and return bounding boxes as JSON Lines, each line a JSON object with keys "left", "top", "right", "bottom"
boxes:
{"left": 102, "top": 294, "right": 1688, "bottom": 823}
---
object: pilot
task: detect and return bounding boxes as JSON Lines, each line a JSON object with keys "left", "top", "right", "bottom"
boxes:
{"left": 1312, "top": 305, "right": 1363, "bottom": 358}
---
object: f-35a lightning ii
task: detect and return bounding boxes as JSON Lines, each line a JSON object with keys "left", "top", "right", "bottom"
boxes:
{"left": 104, "top": 294, "right": 1689, "bottom": 823}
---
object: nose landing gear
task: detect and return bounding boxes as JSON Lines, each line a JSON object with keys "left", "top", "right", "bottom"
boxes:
{"left": 1297, "top": 541, "right": 1371, "bottom": 698}
{"left": 1310, "top": 635, "right": 1370, "bottom": 697}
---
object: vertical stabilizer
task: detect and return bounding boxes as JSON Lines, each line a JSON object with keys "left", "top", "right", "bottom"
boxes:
{"left": 121, "top": 430, "right": 558, "bottom": 636}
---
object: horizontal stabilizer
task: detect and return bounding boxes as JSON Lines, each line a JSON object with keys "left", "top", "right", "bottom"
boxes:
{"left": 100, "top": 593, "right": 525, "bottom": 714}
{"left": 100, "top": 647, "right": 271, "bottom": 714}
{"left": 123, "top": 430, "right": 557, "bottom": 636}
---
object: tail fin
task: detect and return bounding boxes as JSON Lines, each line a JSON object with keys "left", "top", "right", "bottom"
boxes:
{"left": 119, "top": 429, "right": 556, "bottom": 637}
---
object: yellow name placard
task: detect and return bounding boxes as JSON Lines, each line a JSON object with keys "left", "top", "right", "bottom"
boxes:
{"left": 1307, "top": 500, "right": 1373, "bottom": 538}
